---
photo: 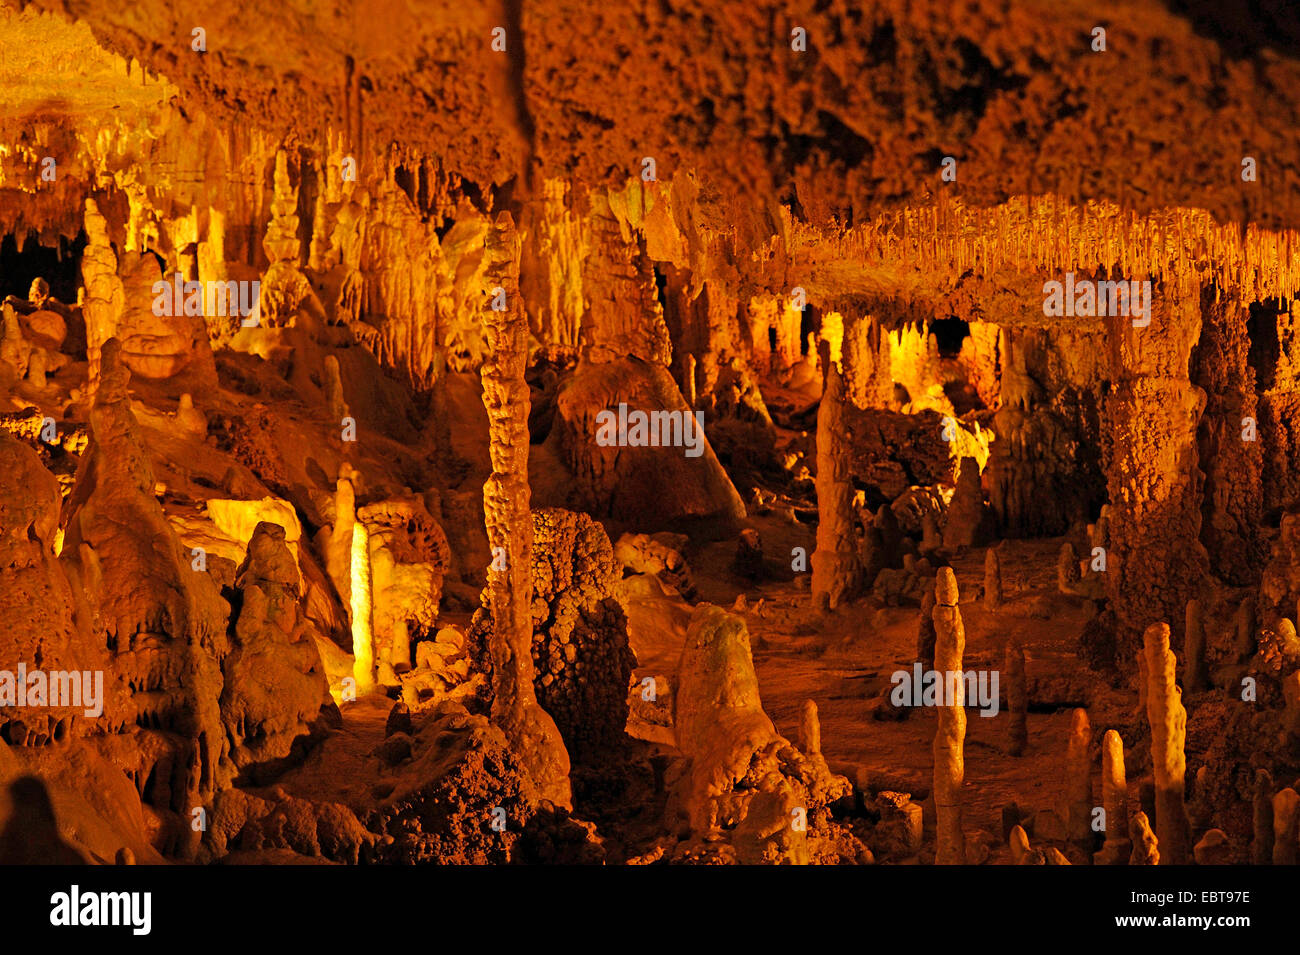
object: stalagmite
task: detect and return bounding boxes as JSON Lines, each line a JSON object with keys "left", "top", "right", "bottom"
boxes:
{"left": 839, "top": 312, "right": 893, "bottom": 410}
{"left": 350, "top": 522, "right": 375, "bottom": 690}
{"left": 80, "top": 199, "right": 125, "bottom": 384}
{"left": 1065, "top": 708, "right": 1092, "bottom": 849}
{"left": 917, "top": 589, "right": 937, "bottom": 669}
{"left": 1006, "top": 637, "right": 1027, "bottom": 757}
{"left": 1273, "top": 788, "right": 1299, "bottom": 865}
{"left": 1057, "top": 542, "right": 1082, "bottom": 593}
{"left": 799, "top": 700, "right": 821, "bottom": 756}
{"left": 1009, "top": 825, "right": 1044, "bottom": 864}
{"left": 921, "top": 512, "right": 942, "bottom": 555}
{"left": 27, "top": 348, "right": 47, "bottom": 388}
{"left": 1194, "top": 830, "right": 1232, "bottom": 865}
{"left": 983, "top": 547, "right": 1002, "bottom": 610}
{"left": 176, "top": 393, "right": 207, "bottom": 436}
{"left": 1044, "top": 847, "right": 1072, "bottom": 865}
{"left": 325, "top": 354, "right": 350, "bottom": 423}
{"left": 480, "top": 211, "right": 572, "bottom": 809}
{"left": 1130, "top": 811, "right": 1160, "bottom": 865}
{"left": 1282, "top": 671, "right": 1300, "bottom": 744}
{"left": 811, "top": 342, "right": 861, "bottom": 610}
{"left": 1095, "top": 730, "right": 1131, "bottom": 865}
{"left": 932, "top": 568, "right": 966, "bottom": 864}
{"left": 1233, "top": 599, "right": 1257, "bottom": 663}
{"left": 328, "top": 470, "right": 357, "bottom": 611}
{"left": 943, "top": 457, "right": 994, "bottom": 550}
{"left": 1142, "top": 623, "right": 1191, "bottom": 864}
{"left": 10, "top": 0, "right": 1300, "bottom": 874}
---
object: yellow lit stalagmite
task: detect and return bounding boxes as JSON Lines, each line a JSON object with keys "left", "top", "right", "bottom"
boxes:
{"left": 350, "top": 521, "right": 375, "bottom": 690}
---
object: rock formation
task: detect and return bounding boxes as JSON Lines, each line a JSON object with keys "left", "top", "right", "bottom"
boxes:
{"left": 932, "top": 569, "right": 966, "bottom": 864}
{"left": 479, "top": 212, "right": 572, "bottom": 809}
{"left": 670, "top": 605, "right": 852, "bottom": 861}
{"left": 1141, "top": 623, "right": 1192, "bottom": 865}
{"left": 528, "top": 508, "right": 635, "bottom": 763}
{"left": 4, "top": 0, "right": 1300, "bottom": 877}
{"left": 1006, "top": 637, "right": 1028, "bottom": 757}
{"left": 1095, "top": 730, "right": 1131, "bottom": 865}
{"left": 811, "top": 345, "right": 860, "bottom": 609}
{"left": 1064, "top": 708, "right": 1092, "bottom": 849}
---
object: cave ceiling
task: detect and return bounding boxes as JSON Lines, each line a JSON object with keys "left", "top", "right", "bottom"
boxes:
{"left": 5, "top": 0, "right": 1300, "bottom": 324}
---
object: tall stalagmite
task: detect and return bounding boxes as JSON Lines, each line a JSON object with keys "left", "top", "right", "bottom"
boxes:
{"left": 1065, "top": 708, "right": 1092, "bottom": 849}
{"left": 984, "top": 547, "right": 1002, "bottom": 611}
{"left": 80, "top": 199, "right": 124, "bottom": 384}
{"left": 932, "top": 568, "right": 966, "bottom": 864}
{"left": 1006, "top": 637, "right": 1027, "bottom": 757}
{"left": 1095, "top": 730, "right": 1131, "bottom": 865}
{"left": 480, "top": 211, "right": 572, "bottom": 809}
{"left": 811, "top": 341, "right": 860, "bottom": 609}
{"left": 1142, "top": 622, "right": 1191, "bottom": 865}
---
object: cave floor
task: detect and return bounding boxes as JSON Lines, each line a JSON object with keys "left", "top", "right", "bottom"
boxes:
{"left": 630, "top": 523, "right": 1138, "bottom": 863}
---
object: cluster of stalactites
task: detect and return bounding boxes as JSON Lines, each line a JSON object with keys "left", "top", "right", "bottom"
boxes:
{"left": 788, "top": 193, "right": 1300, "bottom": 305}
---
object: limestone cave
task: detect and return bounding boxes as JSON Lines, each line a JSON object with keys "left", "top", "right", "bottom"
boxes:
{"left": 1, "top": 0, "right": 1299, "bottom": 898}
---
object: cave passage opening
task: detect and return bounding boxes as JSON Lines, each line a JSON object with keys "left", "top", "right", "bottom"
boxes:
{"left": 0, "top": 230, "right": 86, "bottom": 306}
{"left": 931, "top": 316, "right": 970, "bottom": 358}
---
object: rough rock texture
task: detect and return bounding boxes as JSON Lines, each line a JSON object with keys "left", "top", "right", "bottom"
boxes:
{"left": 368, "top": 706, "right": 539, "bottom": 864}
{"left": 529, "top": 508, "right": 636, "bottom": 763}
{"left": 1103, "top": 279, "right": 1211, "bottom": 658}
{"left": 7, "top": 0, "right": 1300, "bottom": 871}
{"left": 221, "top": 523, "right": 333, "bottom": 778}
{"left": 479, "top": 212, "right": 572, "bottom": 810}
{"left": 546, "top": 357, "right": 746, "bottom": 527}
{"left": 62, "top": 340, "right": 232, "bottom": 855}
{"left": 670, "top": 605, "right": 853, "bottom": 862}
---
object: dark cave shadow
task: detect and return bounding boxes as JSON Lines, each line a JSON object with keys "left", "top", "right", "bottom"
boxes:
{"left": 0, "top": 775, "right": 86, "bottom": 865}
{"left": 1160, "top": 0, "right": 1300, "bottom": 59}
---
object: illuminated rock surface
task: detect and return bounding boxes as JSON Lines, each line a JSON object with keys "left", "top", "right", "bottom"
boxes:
{"left": 1, "top": 0, "right": 1300, "bottom": 867}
